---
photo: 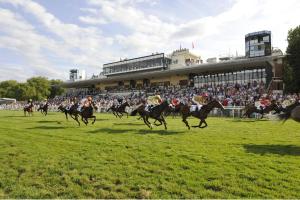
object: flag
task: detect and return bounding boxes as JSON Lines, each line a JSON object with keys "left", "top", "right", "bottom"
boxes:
{"left": 192, "top": 42, "right": 195, "bottom": 49}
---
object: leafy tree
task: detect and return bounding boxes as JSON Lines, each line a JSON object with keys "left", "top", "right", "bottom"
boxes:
{"left": 27, "top": 77, "right": 51, "bottom": 100}
{"left": 0, "top": 80, "right": 19, "bottom": 98}
{"left": 0, "top": 77, "right": 66, "bottom": 101}
{"left": 49, "top": 79, "right": 65, "bottom": 98}
{"left": 286, "top": 25, "right": 300, "bottom": 92}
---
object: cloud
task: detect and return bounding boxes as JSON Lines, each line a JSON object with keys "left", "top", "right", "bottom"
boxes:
{"left": 1, "top": 0, "right": 300, "bottom": 81}
{"left": 0, "top": 0, "right": 118, "bottom": 81}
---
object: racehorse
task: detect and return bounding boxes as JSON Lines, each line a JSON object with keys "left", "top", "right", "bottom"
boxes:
{"left": 164, "top": 103, "right": 182, "bottom": 118}
{"left": 243, "top": 100, "right": 279, "bottom": 119}
{"left": 57, "top": 104, "right": 81, "bottom": 126}
{"left": 80, "top": 101, "right": 98, "bottom": 125}
{"left": 131, "top": 100, "right": 170, "bottom": 130}
{"left": 179, "top": 99, "right": 224, "bottom": 129}
{"left": 24, "top": 103, "right": 34, "bottom": 116}
{"left": 37, "top": 103, "right": 48, "bottom": 116}
{"left": 107, "top": 102, "right": 130, "bottom": 118}
{"left": 278, "top": 101, "right": 300, "bottom": 123}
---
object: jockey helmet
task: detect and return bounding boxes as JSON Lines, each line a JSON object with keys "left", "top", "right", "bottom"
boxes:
{"left": 202, "top": 93, "right": 208, "bottom": 97}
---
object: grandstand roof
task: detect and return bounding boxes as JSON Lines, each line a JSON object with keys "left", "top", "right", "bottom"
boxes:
{"left": 62, "top": 55, "right": 284, "bottom": 88}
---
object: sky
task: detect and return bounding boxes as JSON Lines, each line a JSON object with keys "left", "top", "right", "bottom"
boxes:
{"left": 0, "top": 0, "right": 299, "bottom": 81}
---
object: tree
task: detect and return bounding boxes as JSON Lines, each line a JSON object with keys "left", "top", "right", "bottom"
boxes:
{"left": 0, "top": 77, "right": 66, "bottom": 101}
{"left": 0, "top": 80, "right": 19, "bottom": 98}
{"left": 49, "top": 79, "right": 65, "bottom": 98}
{"left": 27, "top": 77, "right": 51, "bottom": 100}
{"left": 286, "top": 25, "right": 300, "bottom": 92}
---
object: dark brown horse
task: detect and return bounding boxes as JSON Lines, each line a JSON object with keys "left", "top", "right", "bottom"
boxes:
{"left": 278, "top": 101, "right": 300, "bottom": 123}
{"left": 164, "top": 103, "right": 182, "bottom": 118}
{"left": 80, "top": 101, "right": 98, "bottom": 125}
{"left": 179, "top": 99, "right": 225, "bottom": 129}
{"left": 58, "top": 104, "right": 81, "bottom": 126}
{"left": 24, "top": 103, "right": 34, "bottom": 116}
{"left": 131, "top": 101, "right": 170, "bottom": 129}
{"left": 37, "top": 103, "right": 48, "bottom": 116}
{"left": 107, "top": 102, "right": 130, "bottom": 118}
{"left": 243, "top": 100, "right": 279, "bottom": 119}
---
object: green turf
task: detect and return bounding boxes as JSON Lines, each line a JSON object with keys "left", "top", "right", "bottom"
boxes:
{"left": 0, "top": 110, "right": 299, "bottom": 198}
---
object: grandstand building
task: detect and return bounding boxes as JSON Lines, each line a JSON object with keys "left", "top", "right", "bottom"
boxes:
{"left": 62, "top": 31, "right": 284, "bottom": 93}
{"left": 63, "top": 54, "right": 284, "bottom": 92}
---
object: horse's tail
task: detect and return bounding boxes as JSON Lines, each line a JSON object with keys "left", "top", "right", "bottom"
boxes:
{"left": 130, "top": 108, "right": 138, "bottom": 116}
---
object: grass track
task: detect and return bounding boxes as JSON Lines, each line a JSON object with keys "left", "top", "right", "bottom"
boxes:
{"left": 0, "top": 110, "right": 299, "bottom": 198}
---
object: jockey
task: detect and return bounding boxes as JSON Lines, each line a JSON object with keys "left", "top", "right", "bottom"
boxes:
{"left": 25, "top": 99, "right": 33, "bottom": 108}
{"left": 117, "top": 96, "right": 125, "bottom": 107}
{"left": 42, "top": 98, "right": 48, "bottom": 106}
{"left": 146, "top": 94, "right": 162, "bottom": 111}
{"left": 192, "top": 93, "right": 208, "bottom": 111}
{"left": 78, "top": 96, "right": 93, "bottom": 111}
{"left": 259, "top": 96, "right": 271, "bottom": 110}
{"left": 66, "top": 99, "right": 75, "bottom": 111}
{"left": 170, "top": 98, "right": 180, "bottom": 108}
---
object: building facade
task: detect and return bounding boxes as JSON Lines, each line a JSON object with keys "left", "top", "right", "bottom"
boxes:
{"left": 245, "top": 30, "right": 271, "bottom": 58}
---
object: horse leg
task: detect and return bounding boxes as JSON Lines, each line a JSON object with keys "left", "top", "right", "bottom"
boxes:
{"left": 75, "top": 115, "right": 80, "bottom": 126}
{"left": 65, "top": 112, "right": 68, "bottom": 120}
{"left": 114, "top": 112, "right": 118, "bottom": 118}
{"left": 92, "top": 116, "right": 96, "bottom": 124}
{"left": 193, "top": 119, "right": 203, "bottom": 128}
{"left": 119, "top": 112, "right": 123, "bottom": 118}
{"left": 161, "top": 116, "right": 167, "bottom": 130}
{"left": 182, "top": 116, "right": 190, "bottom": 130}
{"left": 142, "top": 116, "right": 152, "bottom": 129}
{"left": 81, "top": 116, "right": 88, "bottom": 125}
{"left": 199, "top": 119, "right": 208, "bottom": 128}
{"left": 154, "top": 118, "right": 162, "bottom": 126}
{"left": 145, "top": 115, "right": 153, "bottom": 129}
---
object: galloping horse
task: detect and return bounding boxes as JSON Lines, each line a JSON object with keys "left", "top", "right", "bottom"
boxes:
{"left": 37, "top": 103, "right": 49, "bottom": 116}
{"left": 278, "top": 101, "right": 300, "bottom": 123}
{"left": 164, "top": 103, "right": 182, "bottom": 118}
{"left": 179, "top": 99, "right": 224, "bottom": 129}
{"left": 107, "top": 102, "right": 130, "bottom": 118}
{"left": 80, "top": 101, "right": 98, "bottom": 125}
{"left": 131, "top": 101, "right": 170, "bottom": 129}
{"left": 243, "top": 100, "right": 279, "bottom": 119}
{"left": 57, "top": 104, "right": 81, "bottom": 126}
{"left": 24, "top": 103, "right": 34, "bottom": 116}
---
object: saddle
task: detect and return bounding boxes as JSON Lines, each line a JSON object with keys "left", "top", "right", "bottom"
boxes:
{"left": 146, "top": 104, "right": 156, "bottom": 112}
{"left": 190, "top": 105, "right": 203, "bottom": 112}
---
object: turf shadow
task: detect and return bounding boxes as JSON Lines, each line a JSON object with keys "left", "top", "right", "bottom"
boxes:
{"left": 87, "top": 127, "right": 184, "bottom": 135}
{"left": 5, "top": 115, "right": 30, "bottom": 118}
{"left": 87, "top": 128, "right": 136, "bottom": 134}
{"left": 96, "top": 118, "right": 109, "bottom": 121}
{"left": 37, "top": 120, "right": 60, "bottom": 123}
{"left": 231, "top": 119, "right": 257, "bottom": 122}
{"left": 27, "top": 125, "right": 66, "bottom": 130}
{"left": 137, "top": 129, "right": 184, "bottom": 135}
{"left": 244, "top": 144, "right": 300, "bottom": 156}
{"left": 113, "top": 122, "right": 145, "bottom": 126}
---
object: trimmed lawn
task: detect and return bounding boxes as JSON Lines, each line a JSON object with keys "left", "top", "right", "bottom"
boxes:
{"left": 0, "top": 110, "right": 299, "bottom": 198}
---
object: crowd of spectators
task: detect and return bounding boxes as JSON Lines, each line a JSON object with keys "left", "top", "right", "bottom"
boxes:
{"left": 1, "top": 81, "right": 299, "bottom": 113}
